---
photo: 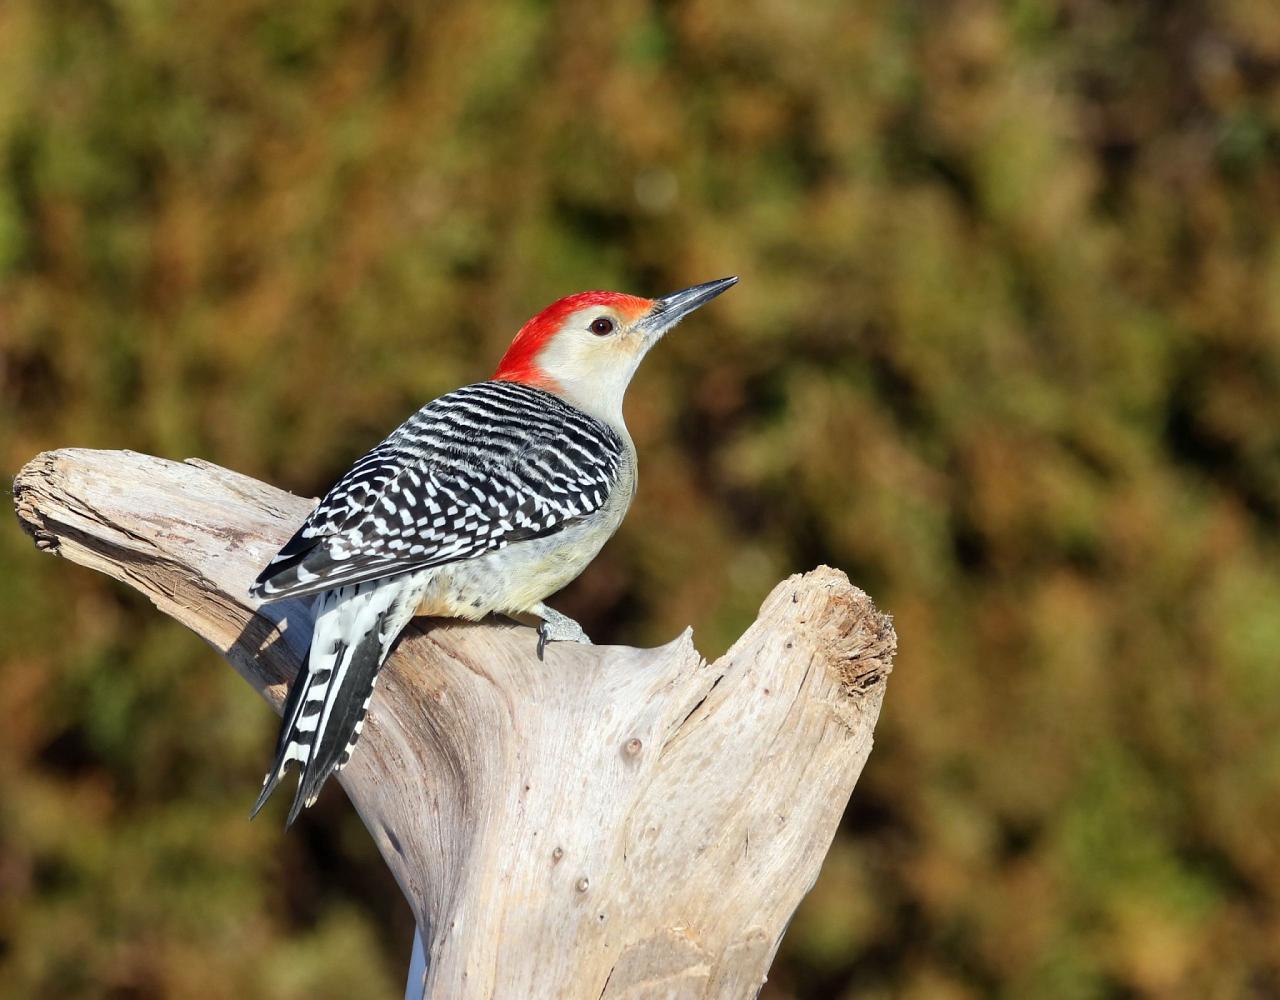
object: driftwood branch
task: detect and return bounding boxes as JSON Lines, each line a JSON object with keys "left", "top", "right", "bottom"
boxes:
{"left": 13, "top": 448, "right": 895, "bottom": 1000}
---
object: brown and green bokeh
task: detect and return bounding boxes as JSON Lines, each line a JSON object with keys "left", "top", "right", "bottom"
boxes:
{"left": 3, "top": 1, "right": 1280, "bottom": 997}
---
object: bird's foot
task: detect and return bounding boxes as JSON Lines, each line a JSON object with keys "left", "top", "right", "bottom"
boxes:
{"left": 532, "top": 603, "right": 592, "bottom": 661}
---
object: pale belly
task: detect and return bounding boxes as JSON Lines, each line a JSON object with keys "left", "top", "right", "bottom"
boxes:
{"left": 414, "top": 457, "right": 635, "bottom": 619}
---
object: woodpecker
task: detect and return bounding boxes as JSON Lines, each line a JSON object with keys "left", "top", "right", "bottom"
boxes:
{"left": 248, "top": 276, "right": 737, "bottom": 825}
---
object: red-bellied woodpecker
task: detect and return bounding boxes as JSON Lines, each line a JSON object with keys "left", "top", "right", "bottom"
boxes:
{"left": 249, "top": 276, "right": 737, "bottom": 825}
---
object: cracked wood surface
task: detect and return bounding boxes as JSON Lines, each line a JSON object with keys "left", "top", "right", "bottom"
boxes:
{"left": 13, "top": 448, "right": 896, "bottom": 1000}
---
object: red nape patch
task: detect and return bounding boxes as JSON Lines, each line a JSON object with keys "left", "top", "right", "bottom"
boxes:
{"left": 492, "top": 290, "right": 653, "bottom": 386}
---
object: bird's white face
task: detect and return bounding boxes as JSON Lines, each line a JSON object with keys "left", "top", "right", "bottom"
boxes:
{"left": 533, "top": 303, "right": 659, "bottom": 426}
{"left": 494, "top": 278, "right": 738, "bottom": 429}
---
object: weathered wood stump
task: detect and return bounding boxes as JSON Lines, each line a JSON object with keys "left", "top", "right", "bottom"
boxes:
{"left": 14, "top": 448, "right": 895, "bottom": 999}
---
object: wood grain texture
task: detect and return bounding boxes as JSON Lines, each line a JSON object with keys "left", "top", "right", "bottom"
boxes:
{"left": 13, "top": 448, "right": 896, "bottom": 1000}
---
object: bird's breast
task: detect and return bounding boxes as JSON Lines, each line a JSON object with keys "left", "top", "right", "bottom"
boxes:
{"left": 417, "top": 447, "right": 636, "bottom": 619}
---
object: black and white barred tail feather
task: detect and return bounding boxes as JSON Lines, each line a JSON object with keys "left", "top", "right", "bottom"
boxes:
{"left": 252, "top": 575, "right": 424, "bottom": 826}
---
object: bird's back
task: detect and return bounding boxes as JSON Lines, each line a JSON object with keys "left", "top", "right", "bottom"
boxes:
{"left": 252, "top": 380, "right": 629, "bottom": 601}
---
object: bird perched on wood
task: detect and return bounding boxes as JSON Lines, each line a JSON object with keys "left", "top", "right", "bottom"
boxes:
{"left": 249, "top": 277, "right": 737, "bottom": 825}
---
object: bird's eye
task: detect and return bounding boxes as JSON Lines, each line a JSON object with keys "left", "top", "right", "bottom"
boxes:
{"left": 590, "top": 317, "right": 615, "bottom": 336}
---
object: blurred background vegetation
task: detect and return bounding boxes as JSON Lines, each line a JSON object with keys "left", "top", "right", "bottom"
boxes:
{"left": 2, "top": 0, "right": 1280, "bottom": 997}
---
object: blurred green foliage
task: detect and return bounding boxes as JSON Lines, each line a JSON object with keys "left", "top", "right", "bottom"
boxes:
{"left": 3, "top": 1, "right": 1280, "bottom": 997}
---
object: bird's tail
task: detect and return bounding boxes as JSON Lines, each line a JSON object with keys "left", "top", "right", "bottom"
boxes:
{"left": 252, "top": 574, "right": 424, "bottom": 827}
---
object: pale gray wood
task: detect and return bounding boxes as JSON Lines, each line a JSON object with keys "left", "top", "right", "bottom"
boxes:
{"left": 14, "top": 448, "right": 896, "bottom": 1000}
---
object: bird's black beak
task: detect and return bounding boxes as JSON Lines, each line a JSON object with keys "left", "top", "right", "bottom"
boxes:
{"left": 638, "top": 276, "right": 738, "bottom": 338}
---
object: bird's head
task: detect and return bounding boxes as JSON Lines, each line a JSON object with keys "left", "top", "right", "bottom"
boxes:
{"left": 493, "top": 277, "right": 738, "bottom": 426}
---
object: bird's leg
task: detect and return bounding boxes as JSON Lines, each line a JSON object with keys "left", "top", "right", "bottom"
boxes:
{"left": 531, "top": 603, "right": 591, "bottom": 660}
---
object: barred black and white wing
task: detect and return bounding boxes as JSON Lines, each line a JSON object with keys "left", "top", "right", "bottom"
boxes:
{"left": 250, "top": 381, "right": 626, "bottom": 600}
{"left": 249, "top": 381, "right": 626, "bottom": 826}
